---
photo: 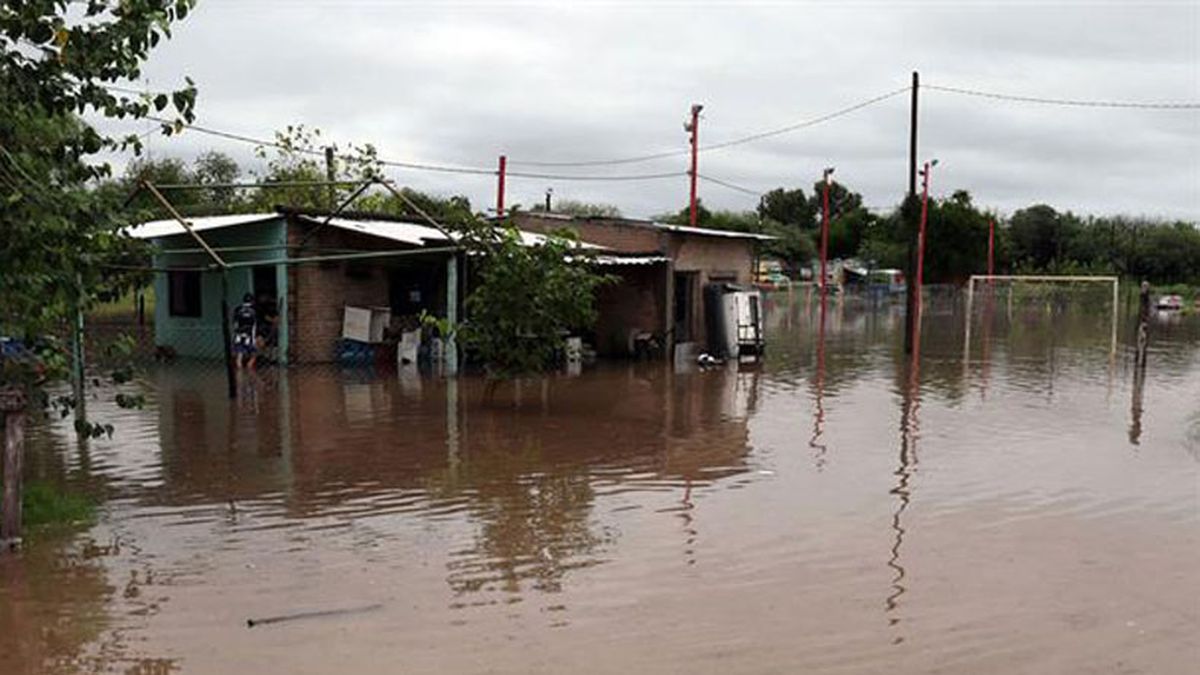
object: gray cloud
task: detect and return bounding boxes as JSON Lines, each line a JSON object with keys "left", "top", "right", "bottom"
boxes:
{"left": 97, "top": 0, "right": 1198, "bottom": 220}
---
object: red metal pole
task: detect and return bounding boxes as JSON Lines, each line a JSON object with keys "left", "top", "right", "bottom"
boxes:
{"left": 688, "top": 104, "right": 701, "bottom": 228}
{"left": 820, "top": 177, "right": 831, "bottom": 298}
{"left": 497, "top": 155, "right": 507, "bottom": 218}
{"left": 987, "top": 218, "right": 995, "bottom": 277}
{"left": 915, "top": 161, "right": 932, "bottom": 321}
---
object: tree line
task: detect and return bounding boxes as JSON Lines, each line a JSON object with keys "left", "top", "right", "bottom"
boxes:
{"left": 656, "top": 183, "right": 1200, "bottom": 287}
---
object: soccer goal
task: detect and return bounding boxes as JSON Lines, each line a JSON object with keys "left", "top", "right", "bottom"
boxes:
{"left": 963, "top": 275, "right": 1120, "bottom": 359}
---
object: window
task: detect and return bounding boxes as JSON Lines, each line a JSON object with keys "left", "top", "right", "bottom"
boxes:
{"left": 168, "top": 270, "right": 203, "bottom": 318}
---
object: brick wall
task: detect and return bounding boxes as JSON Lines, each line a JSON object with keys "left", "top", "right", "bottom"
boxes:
{"left": 287, "top": 219, "right": 398, "bottom": 363}
{"left": 514, "top": 213, "right": 666, "bottom": 253}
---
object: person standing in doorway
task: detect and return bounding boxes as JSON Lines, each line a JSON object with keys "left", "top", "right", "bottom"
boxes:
{"left": 232, "top": 293, "right": 258, "bottom": 369}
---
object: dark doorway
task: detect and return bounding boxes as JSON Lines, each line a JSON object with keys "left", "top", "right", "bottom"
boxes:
{"left": 389, "top": 260, "right": 445, "bottom": 318}
{"left": 674, "top": 271, "right": 697, "bottom": 342}
{"left": 252, "top": 265, "right": 278, "bottom": 300}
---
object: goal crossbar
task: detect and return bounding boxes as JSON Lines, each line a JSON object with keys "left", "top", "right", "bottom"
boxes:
{"left": 964, "top": 274, "right": 1119, "bottom": 361}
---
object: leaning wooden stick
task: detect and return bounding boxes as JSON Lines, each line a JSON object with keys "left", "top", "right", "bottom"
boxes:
{"left": 246, "top": 603, "right": 383, "bottom": 628}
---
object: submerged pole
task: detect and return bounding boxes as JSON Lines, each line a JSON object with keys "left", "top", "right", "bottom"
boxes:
{"left": 445, "top": 253, "right": 459, "bottom": 375}
{"left": 72, "top": 273, "right": 87, "bottom": 431}
{"left": 220, "top": 270, "right": 237, "bottom": 400}
{"left": 0, "top": 387, "right": 27, "bottom": 549}
{"left": 904, "top": 71, "right": 920, "bottom": 354}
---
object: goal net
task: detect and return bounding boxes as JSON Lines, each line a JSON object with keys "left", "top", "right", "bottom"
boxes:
{"left": 963, "top": 275, "right": 1120, "bottom": 358}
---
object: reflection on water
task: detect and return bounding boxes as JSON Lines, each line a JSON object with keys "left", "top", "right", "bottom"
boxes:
{"left": 5, "top": 289, "right": 1199, "bottom": 673}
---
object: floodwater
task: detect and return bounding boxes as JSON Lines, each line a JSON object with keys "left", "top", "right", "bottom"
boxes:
{"left": 3, "top": 291, "right": 1198, "bottom": 674}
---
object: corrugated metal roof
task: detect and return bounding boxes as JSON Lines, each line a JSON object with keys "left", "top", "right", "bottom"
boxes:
{"left": 127, "top": 213, "right": 281, "bottom": 239}
{"left": 297, "top": 215, "right": 451, "bottom": 246}
{"left": 298, "top": 216, "right": 602, "bottom": 249}
{"left": 130, "top": 213, "right": 602, "bottom": 250}
{"left": 593, "top": 255, "right": 669, "bottom": 266}
{"left": 650, "top": 222, "right": 776, "bottom": 241}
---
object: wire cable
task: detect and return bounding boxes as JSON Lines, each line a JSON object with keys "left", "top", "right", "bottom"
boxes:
{"left": 140, "top": 115, "right": 689, "bottom": 181}
{"left": 698, "top": 173, "right": 762, "bottom": 197}
{"left": 509, "top": 86, "right": 911, "bottom": 167}
{"left": 925, "top": 83, "right": 1200, "bottom": 110}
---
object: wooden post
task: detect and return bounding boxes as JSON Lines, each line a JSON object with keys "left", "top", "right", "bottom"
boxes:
{"left": 72, "top": 273, "right": 87, "bottom": 431}
{"left": 445, "top": 253, "right": 459, "bottom": 375}
{"left": 220, "top": 271, "right": 237, "bottom": 399}
{"left": 1, "top": 386, "right": 28, "bottom": 549}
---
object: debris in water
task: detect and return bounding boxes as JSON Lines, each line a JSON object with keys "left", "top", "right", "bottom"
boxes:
{"left": 246, "top": 603, "right": 383, "bottom": 628}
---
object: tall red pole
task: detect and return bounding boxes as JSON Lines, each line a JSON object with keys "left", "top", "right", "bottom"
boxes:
{"left": 497, "top": 155, "right": 507, "bottom": 218}
{"left": 915, "top": 161, "right": 932, "bottom": 322}
{"left": 820, "top": 172, "right": 832, "bottom": 298}
{"left": 987, "top": 218, "right": 995, "bottom": 277}
{"left": 687, "top": 104, "right": 702, "bottom": 228}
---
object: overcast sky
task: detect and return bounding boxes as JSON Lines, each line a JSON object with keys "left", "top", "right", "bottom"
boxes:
{"left": 102, "top": 0, "right": 1199, "bottom": 220}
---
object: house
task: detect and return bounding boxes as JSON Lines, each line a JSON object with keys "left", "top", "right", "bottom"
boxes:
{"left": 511, "top": 212, "right": 772, "bottom": 358}
{"left": 130, "top": 210, "right": 462, "bottom": 364}
{"left": 129, "top": 209, "right": 668, "bottom": 364}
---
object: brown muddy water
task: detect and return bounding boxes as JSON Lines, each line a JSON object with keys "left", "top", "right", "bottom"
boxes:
{"left": 2, "top": 292, "right": 1198, "bottom": 674}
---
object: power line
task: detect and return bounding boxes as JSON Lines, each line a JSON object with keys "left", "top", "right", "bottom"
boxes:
{"left": 509, "top": 169, "right": 684, "bottom": 181}
{"left": 698, "top": 173, "right": 762, "bottom": 197}
{"left": 141, "top": 114, "right": 686, "bottom": 181}
{"left": 509, "top": 86, "right": 911, "bottom": 168}
{"left": 925, "top": 83, "right": 1200, "bottom": 110}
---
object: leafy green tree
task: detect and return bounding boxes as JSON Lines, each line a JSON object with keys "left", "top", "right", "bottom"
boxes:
{"left": 810, "top": 179, "right": 862, "bottom": 222}
{"left": 1009, "top": 204, "right": 1066, "bottom": 268}
{"left": 1, "top": 0, "right": 196, "bottom": 410}
{"left": 119, "top": 155, "right": 197, "bottom": 214}
{"left": 250, "top": 125, "right": 383, "bottom": 211}
{"left": 922, "top": 190, "right": 991, "bottom": 283}
{"left": 355, "top": 186, "right": 473, "bottom": 222}
{"left": 193, "top": 150, "right": 243, "bottom": 213}
{"left": 757, "top": 187, "right": 814, "bottom": 229}
{"left": 759, "top": 219, "right": 816, "bottom": 275}
{"left": 442, "top": 217, "right": 614, "bottom": 379}
{"left": 657, "top": 200, "right": 760, "bottom": 232}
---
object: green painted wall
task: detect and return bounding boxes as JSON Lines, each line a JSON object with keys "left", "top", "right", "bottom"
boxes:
{"left": 151, "top": 217, "right": 288, "bottom": 359}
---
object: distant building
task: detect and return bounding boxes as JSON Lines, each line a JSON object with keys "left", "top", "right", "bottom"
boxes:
{"left": 511, "top": 212, "right": 771, "bottom": 359}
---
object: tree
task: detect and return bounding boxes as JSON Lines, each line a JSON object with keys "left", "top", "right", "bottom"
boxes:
{"left": 759, "top": 219, "right": 816, "bottom": 275}
{"left": 758, "top": 187, "right": 814, "bottom": 229}
{"left": 922, "top": 190, "right": 991, "bottom": 283}
{"left": 249, "top": 124, "right": 382, "bottom": 211}
{"left": 440, "top": 216, "right": 614, "bottom": 380}
{"left": 810, "top": 179, "right": 863, "bottom": 222}
{"left": 1, "top": 0, "right": 197, "bottom": 537}
{"left": 2, "top": 0, "right": 196, "bottom": 391}
{"left": 355, "top": 186, "right": 473, "bottom": 222}
{"left": 120, "top": 155, "right": 196, "bottom": 213}
{"left": 193, "top": 150, "right": 243, "bottom": 213}
{"left": 1009, "top": 204, "right": 1064, "bottom": 268}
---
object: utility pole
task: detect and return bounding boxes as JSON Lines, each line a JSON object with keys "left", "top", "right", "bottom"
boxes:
{"left": 904, "top": 71, "right": 920, "bottom": 354}
{"left": 987, "top": 218, "right": 995, "bottom": 278}
{"left": 685, "top": 104, "right": 703, "bottom": 227}
{"left": 820, "top": 167, "right": 835, "bottom": 302}
{"left": 915, "top": 160, "right": 937, "bottom": 324}
{"left": 497, "top": 155, "right": 507, "bottom": 218}
{"left": 324, "top": 146, "right": 337, "bottom": 210}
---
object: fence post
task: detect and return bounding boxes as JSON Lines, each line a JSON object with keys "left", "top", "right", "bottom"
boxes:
{"left": 445, "top": 253, "right": 459, "bottom": 375}
{"left": 220, "top": 270, "right": 237, "bottom": 399}
{"left": 1, "top": 386, "right": 28, "bottom": 549}
{"left": 72, "top": 272, "right": 87, "bottom": 432}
